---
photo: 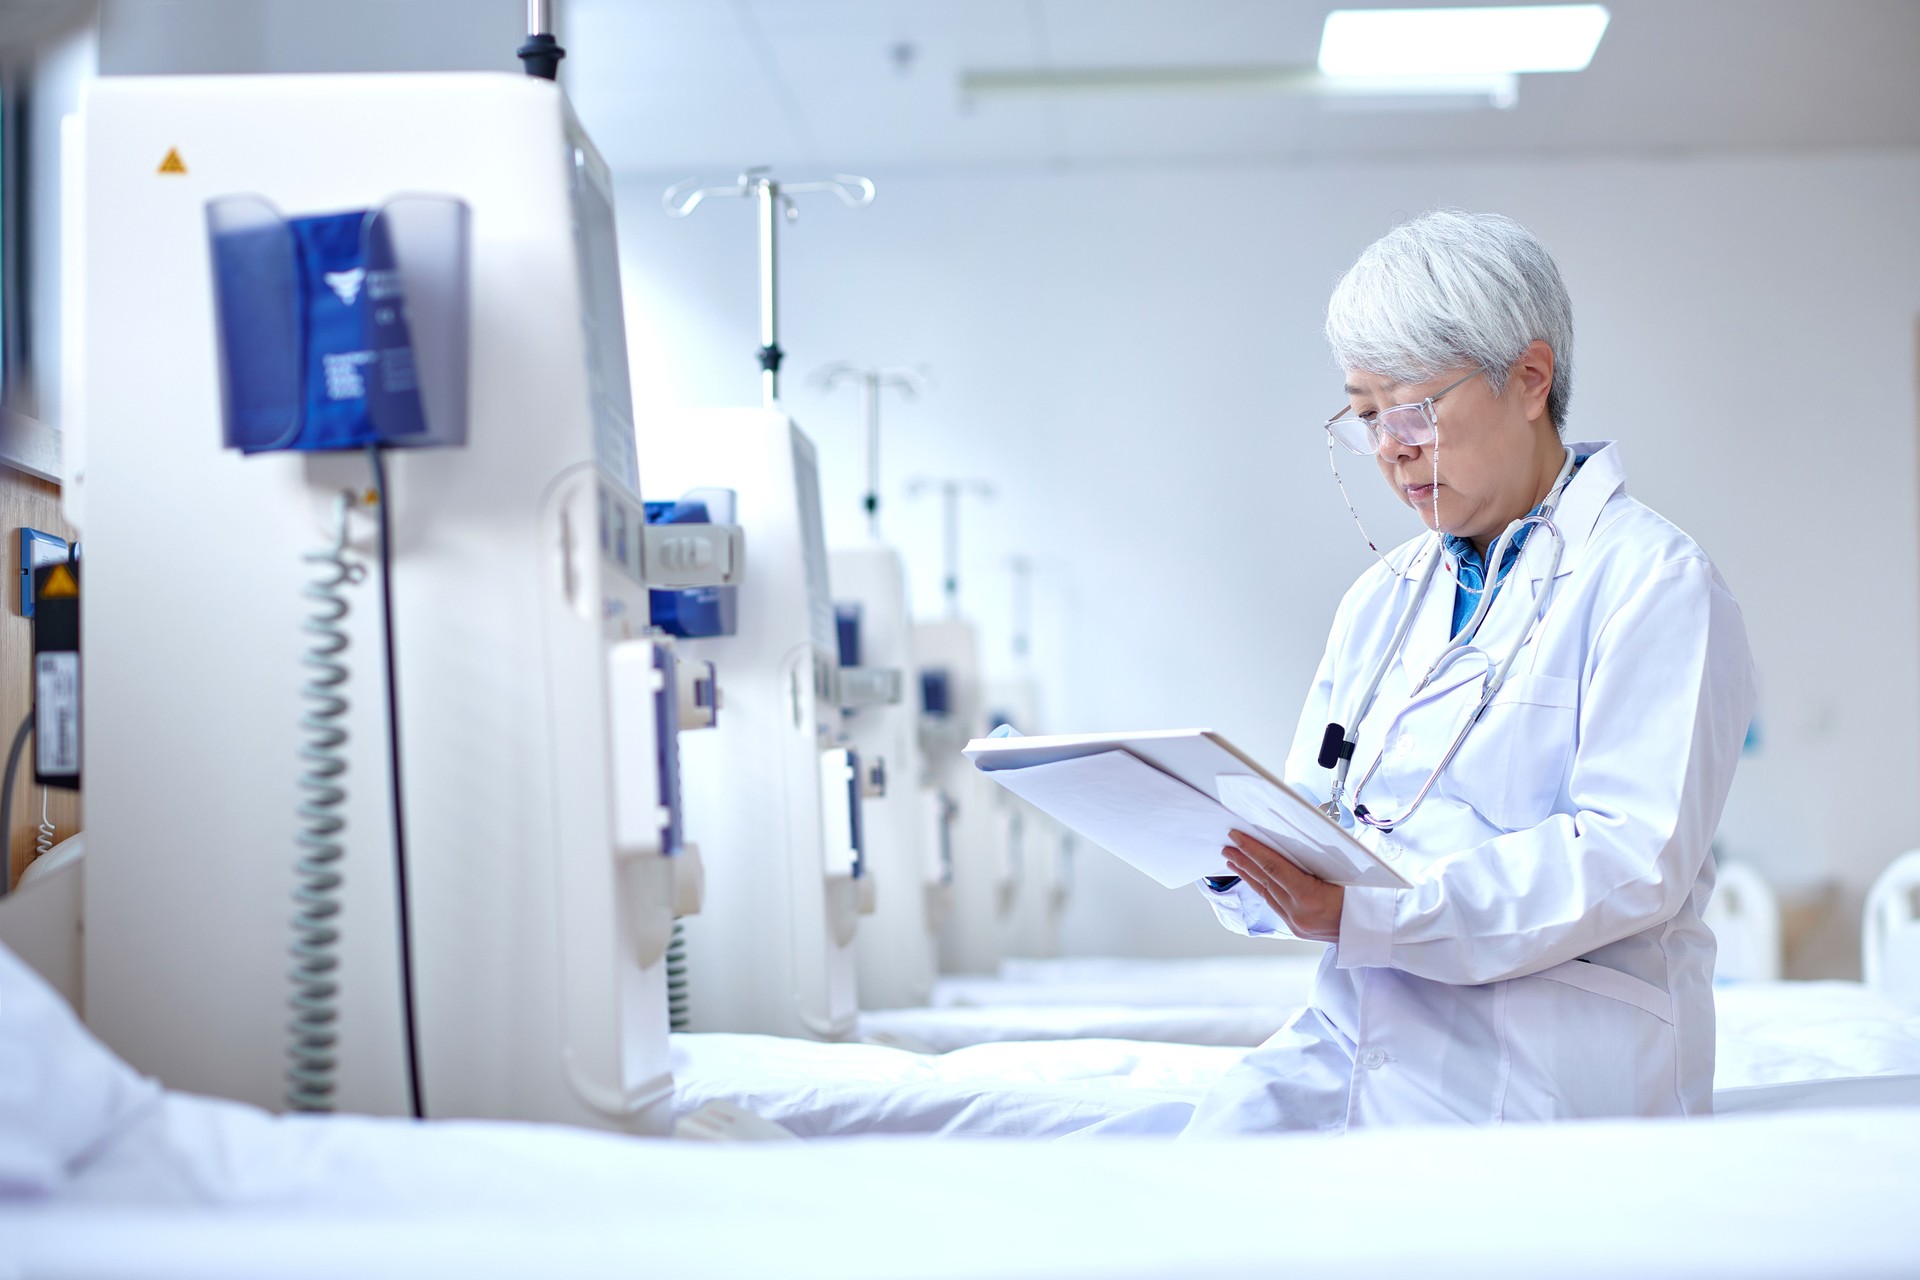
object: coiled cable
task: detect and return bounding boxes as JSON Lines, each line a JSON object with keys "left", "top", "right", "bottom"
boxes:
{"left": 666, "top": 920, "right": 690, "bottom": 1032}
{"left": 0, "top": 712, "right": 30, "bottom": 898}
{"left": 287, "top": 493, "right": 364, "bottom": 1113}
{"left": 35, "top": 791, "right": 54, "bottom": 858}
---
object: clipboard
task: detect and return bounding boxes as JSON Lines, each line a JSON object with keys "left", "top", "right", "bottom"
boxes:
{"left": 963, "top": 729, "right": 1411, "bottom": 891}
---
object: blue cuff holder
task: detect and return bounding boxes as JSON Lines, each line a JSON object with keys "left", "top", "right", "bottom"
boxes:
{"left": 207, "top": 195, "right": 471, "bottom": 454}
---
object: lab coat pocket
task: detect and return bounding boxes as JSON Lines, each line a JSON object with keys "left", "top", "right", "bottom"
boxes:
{"left": 1499, "top": 960, "right": 1680, "bottom": 1121}
{"left": 1444, "top": 672, "right": 1577, "bottom": 831}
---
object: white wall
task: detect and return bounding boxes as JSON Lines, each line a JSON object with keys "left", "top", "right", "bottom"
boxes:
{"left": 613, "top": 150, "right": 1920, "bottom": 969}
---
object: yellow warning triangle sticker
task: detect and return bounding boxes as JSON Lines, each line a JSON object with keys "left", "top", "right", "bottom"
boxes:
{"left": 157, "top": 147, "right": 187, "bottom": 175}
{"left": 41, "top": 563, "right": 77, "bottom": 599}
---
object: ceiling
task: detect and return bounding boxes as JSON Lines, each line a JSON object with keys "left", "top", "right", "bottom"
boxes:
{"left": 561, "top": 0, "right": 1920, "bottom": 178}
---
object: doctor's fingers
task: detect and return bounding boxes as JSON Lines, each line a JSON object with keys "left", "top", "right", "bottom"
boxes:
{"left": 1223, "top": 847, "right": 1298, "bottom": 913}
{"left": 1228, "top": 829, "right": 1325, "bottom": 894}
{"left": 1226, "top": 831, "right": 1319, "bottom": 895}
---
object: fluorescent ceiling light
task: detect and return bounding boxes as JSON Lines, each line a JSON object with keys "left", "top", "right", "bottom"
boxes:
{"left": 1318, "top": 72, "right": 1518, "bottom": 111}
{"left": 1318, "top": 5, "right": 1610, "bottom": 78}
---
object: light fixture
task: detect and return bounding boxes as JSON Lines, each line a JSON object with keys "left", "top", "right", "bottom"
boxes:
{"left": 1317, "top": 5, "right": 1611, "bottom": 78}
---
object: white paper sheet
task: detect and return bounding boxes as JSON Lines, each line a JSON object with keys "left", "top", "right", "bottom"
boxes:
{"left": 1213, "top": 773, "right": 1403, "bottom": 888}
{"left": 983, "top": 750, "right": 1241, "bottom": 888}
{"left": 981, "top": 748, "right": 1405, "bottom": 890}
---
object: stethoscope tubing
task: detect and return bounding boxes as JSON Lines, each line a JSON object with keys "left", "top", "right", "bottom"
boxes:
{"left": 1329, "top": 448, "right": 1576, "bottom": 834}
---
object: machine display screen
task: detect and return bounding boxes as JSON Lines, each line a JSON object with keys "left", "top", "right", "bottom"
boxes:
{"left": 790, "top": 433, "right": 838, "bottom": 660}
{"left": 568, "top": 139, "right": 643, "bottom": 500}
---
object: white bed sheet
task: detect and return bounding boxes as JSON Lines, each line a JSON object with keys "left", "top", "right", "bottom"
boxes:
{"left": 670, "top": 1033, "right": 1242, "bottom": 1137}
{"left": 885, "top": 954, "right": 1325, "bottom": 1048}
{"left": 931, "top": 954, "right": 1325, "bottom": 1010}
{"left": 14, "top": 1094, "right": 1920, "bottom": 1280}
{"left": 860, "top": 1003, "right": 1291, "bottom": 1051}
{"left": 739, "top": 980, "right": 1920, "bottom": 1136}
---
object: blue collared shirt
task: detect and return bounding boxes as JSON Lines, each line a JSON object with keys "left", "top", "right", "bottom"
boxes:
{"left": 1445, "top": 454, "right": 1587, "bottom": 639}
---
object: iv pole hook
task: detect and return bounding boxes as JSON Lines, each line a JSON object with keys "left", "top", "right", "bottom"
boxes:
{"left": 662, "top": 169, "right": 876, "bottom": 408}
{"left": 906, "top": 477, "right": 996, "bottom": 616}
{"left": 818, "top": 362, "right": 928, "bottom": 538}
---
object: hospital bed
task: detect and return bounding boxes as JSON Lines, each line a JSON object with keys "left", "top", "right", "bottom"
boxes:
{"left": 16, "top": 1064, "right": 1920, "bottom": 1280}
{"left": 10, "top": 897, "right": 1920, "bottom": 1279}
{"left": 855, "top": 855, "right": 1881, "bottom": 1052}
{"left": 684, "top": 979, "right": 1920, "bottom": 1136}
{"left": 859, "top": 952, "right": 1325, "bottom": 1050}
{"left": 718, "top": 866, "right": 1920, "bottom": 1134}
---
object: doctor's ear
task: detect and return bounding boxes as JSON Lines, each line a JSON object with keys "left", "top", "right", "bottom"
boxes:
{"left": 1508, "top": 340, "right": 1555, "bottom": 426}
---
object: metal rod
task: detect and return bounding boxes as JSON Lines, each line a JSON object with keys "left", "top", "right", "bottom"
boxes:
{"left": 861, "top": 375, "right": 880, "bottom": 537}
{"left": 664, "top": 172, "right": 873, "bottom": 403}
{"left": 942, "top": 482, "right": 960, "bottom": 614}
{"left": 818, "top": 363, "right": 924, "bottom": 538}
{"left": 1010, "top": 556, "right": 1033, "bottom": 660}
{"left": 517, "top": 0, "right": 564, "bottom": 78}
{"left": 906, "top": 475, "right": 994, "bottom": 616}
{"left": 756, "top": 177, "right": 780, "bottom": 408}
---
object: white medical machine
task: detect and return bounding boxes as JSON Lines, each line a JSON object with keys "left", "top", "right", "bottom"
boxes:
{"left": 906, "top": 477, "right": 1015, "bottom": 975}
{"left": 812, "top": 363, "right": 939, "bottom": 1010}
{"left": 833, "top": 545, "right": 938, "bottom": 1008}
{"left": 979, "top": 557, "right": 1072, "bottom": 959}
{"left": 915, "top": 616, "right": 1014, "bottom": 974}
{"left": 983, "top": 675, "right": 1073, "bottom": 960}
{"left": 646, "top": 170, "right": 877, "bottom": 1038}
{"left": 67, "top": 66, "right": 738, "bottom": 1133}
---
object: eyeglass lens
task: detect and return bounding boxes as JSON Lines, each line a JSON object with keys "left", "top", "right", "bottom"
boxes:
{"left": 1328, "top": 405, "right": 1436, "bottom": 455}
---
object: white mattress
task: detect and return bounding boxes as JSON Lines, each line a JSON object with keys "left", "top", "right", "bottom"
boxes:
{"left": 671, "top": 1033, "right": 1242, "bottom": 1137}
{"left": 15, "top": 1096, "right": 1920, "bottom": 1279}
{"left": 727, "top": 980, "right": 1920, "bottom": 1136}
{"left": 871, "top": 954, "right": 1325, "bottom": 1049}
{"left": 938, "top": 953, "right": 1327, "bottom": 1008}
{"left": 860, "top": 1002, "right": 1292, "bottom": 1050}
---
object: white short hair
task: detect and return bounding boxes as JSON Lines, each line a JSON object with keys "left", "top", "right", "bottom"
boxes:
{"left": 1325, "top": 209, "right": 1574, "bottom": 430}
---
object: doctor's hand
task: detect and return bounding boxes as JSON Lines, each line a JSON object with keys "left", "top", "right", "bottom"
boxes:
{"left": 1221, "top": 829, "right": 1344, "bottom": 943}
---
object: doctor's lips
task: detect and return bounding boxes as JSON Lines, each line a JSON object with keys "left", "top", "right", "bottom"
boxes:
{"left": 1403, "top": 482, "right": 1439, "bottom": 504}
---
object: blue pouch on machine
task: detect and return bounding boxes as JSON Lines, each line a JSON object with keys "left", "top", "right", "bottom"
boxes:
{"left": 209, "top": 204, "right": 433, "bottom": 453}
{"left": 294, "top": 211, "right": 427, "bottom": 450}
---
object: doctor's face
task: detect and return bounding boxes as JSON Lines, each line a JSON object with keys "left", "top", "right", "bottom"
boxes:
{"left": 1346, "top": 343, "right": 1560, "bottom": 552}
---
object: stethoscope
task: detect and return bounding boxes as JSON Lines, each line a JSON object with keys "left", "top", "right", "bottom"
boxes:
{"left": 1318, "top": 447, "right": 1577, "bottom": 834}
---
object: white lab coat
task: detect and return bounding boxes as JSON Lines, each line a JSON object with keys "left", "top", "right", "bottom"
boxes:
{"left": 1189, "top": 440, "right": 1755, "bottom": 1132}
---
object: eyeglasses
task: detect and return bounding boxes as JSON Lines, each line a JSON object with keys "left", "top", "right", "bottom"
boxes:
{"left": 1323, "top": 369, "right": 1481, "bottom": 456}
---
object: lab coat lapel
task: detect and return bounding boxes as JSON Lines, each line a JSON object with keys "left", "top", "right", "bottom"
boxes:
{"left": 1529, "top": 439, "right": 1625, "bottom": 590}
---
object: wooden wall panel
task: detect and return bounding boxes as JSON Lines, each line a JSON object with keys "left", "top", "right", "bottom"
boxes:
{"left": 2, "top": 466, "right": 79, "bottom": 890}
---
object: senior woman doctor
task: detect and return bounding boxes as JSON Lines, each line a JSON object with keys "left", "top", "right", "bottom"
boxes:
{"left": 1187, "top": 210, "right": 1755, "bottom": 1133}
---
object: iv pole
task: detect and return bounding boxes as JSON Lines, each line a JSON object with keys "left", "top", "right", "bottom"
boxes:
{"left": 517, "top": 0, "right": 565, "bottom": 79}
{"left": 817, "top": 362, "right": 927, "bottom": 538}
{"left": 906, "top": 477, "right": 996, "bottom": 617}
{"left": 1008, "top": 554, "right": 1034, "bottom": 663}
{"left": 664, "top": 169, "right": 876, "bottom": 408}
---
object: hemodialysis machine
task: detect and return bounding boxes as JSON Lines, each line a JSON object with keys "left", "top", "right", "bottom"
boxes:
{"left": 983, "top": 676, "right": 1074, "bottom": 959}
{"left": 916, "top": 618, "right": 1016, "bottom": 975}
{"left": 642, "top": 170, "right": 884, "bottom": 1039}
{"left": 67, "top": 71, "right": 737, "bottom": 1133}
{"left": 832, "top": 546, "right": 937, "bottom": 1010}
{"left": 640, "top": 410, "right": 870, "bottom": 1038}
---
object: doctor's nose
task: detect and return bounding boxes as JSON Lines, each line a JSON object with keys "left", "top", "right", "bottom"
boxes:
{"left": 1378, "top": 433, "right": 1421, "bottom": 465}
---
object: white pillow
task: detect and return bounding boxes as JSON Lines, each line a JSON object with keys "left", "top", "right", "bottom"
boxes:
{"left": 0, "top": 939, "right": 161, "bottom": 1196}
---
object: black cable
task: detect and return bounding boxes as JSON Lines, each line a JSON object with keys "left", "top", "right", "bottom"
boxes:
{"left": 367, "top": 443, "right": 425, "bottom": 1121}
{"left": 0, "top": 711, "right": 31, "bottom": 898}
